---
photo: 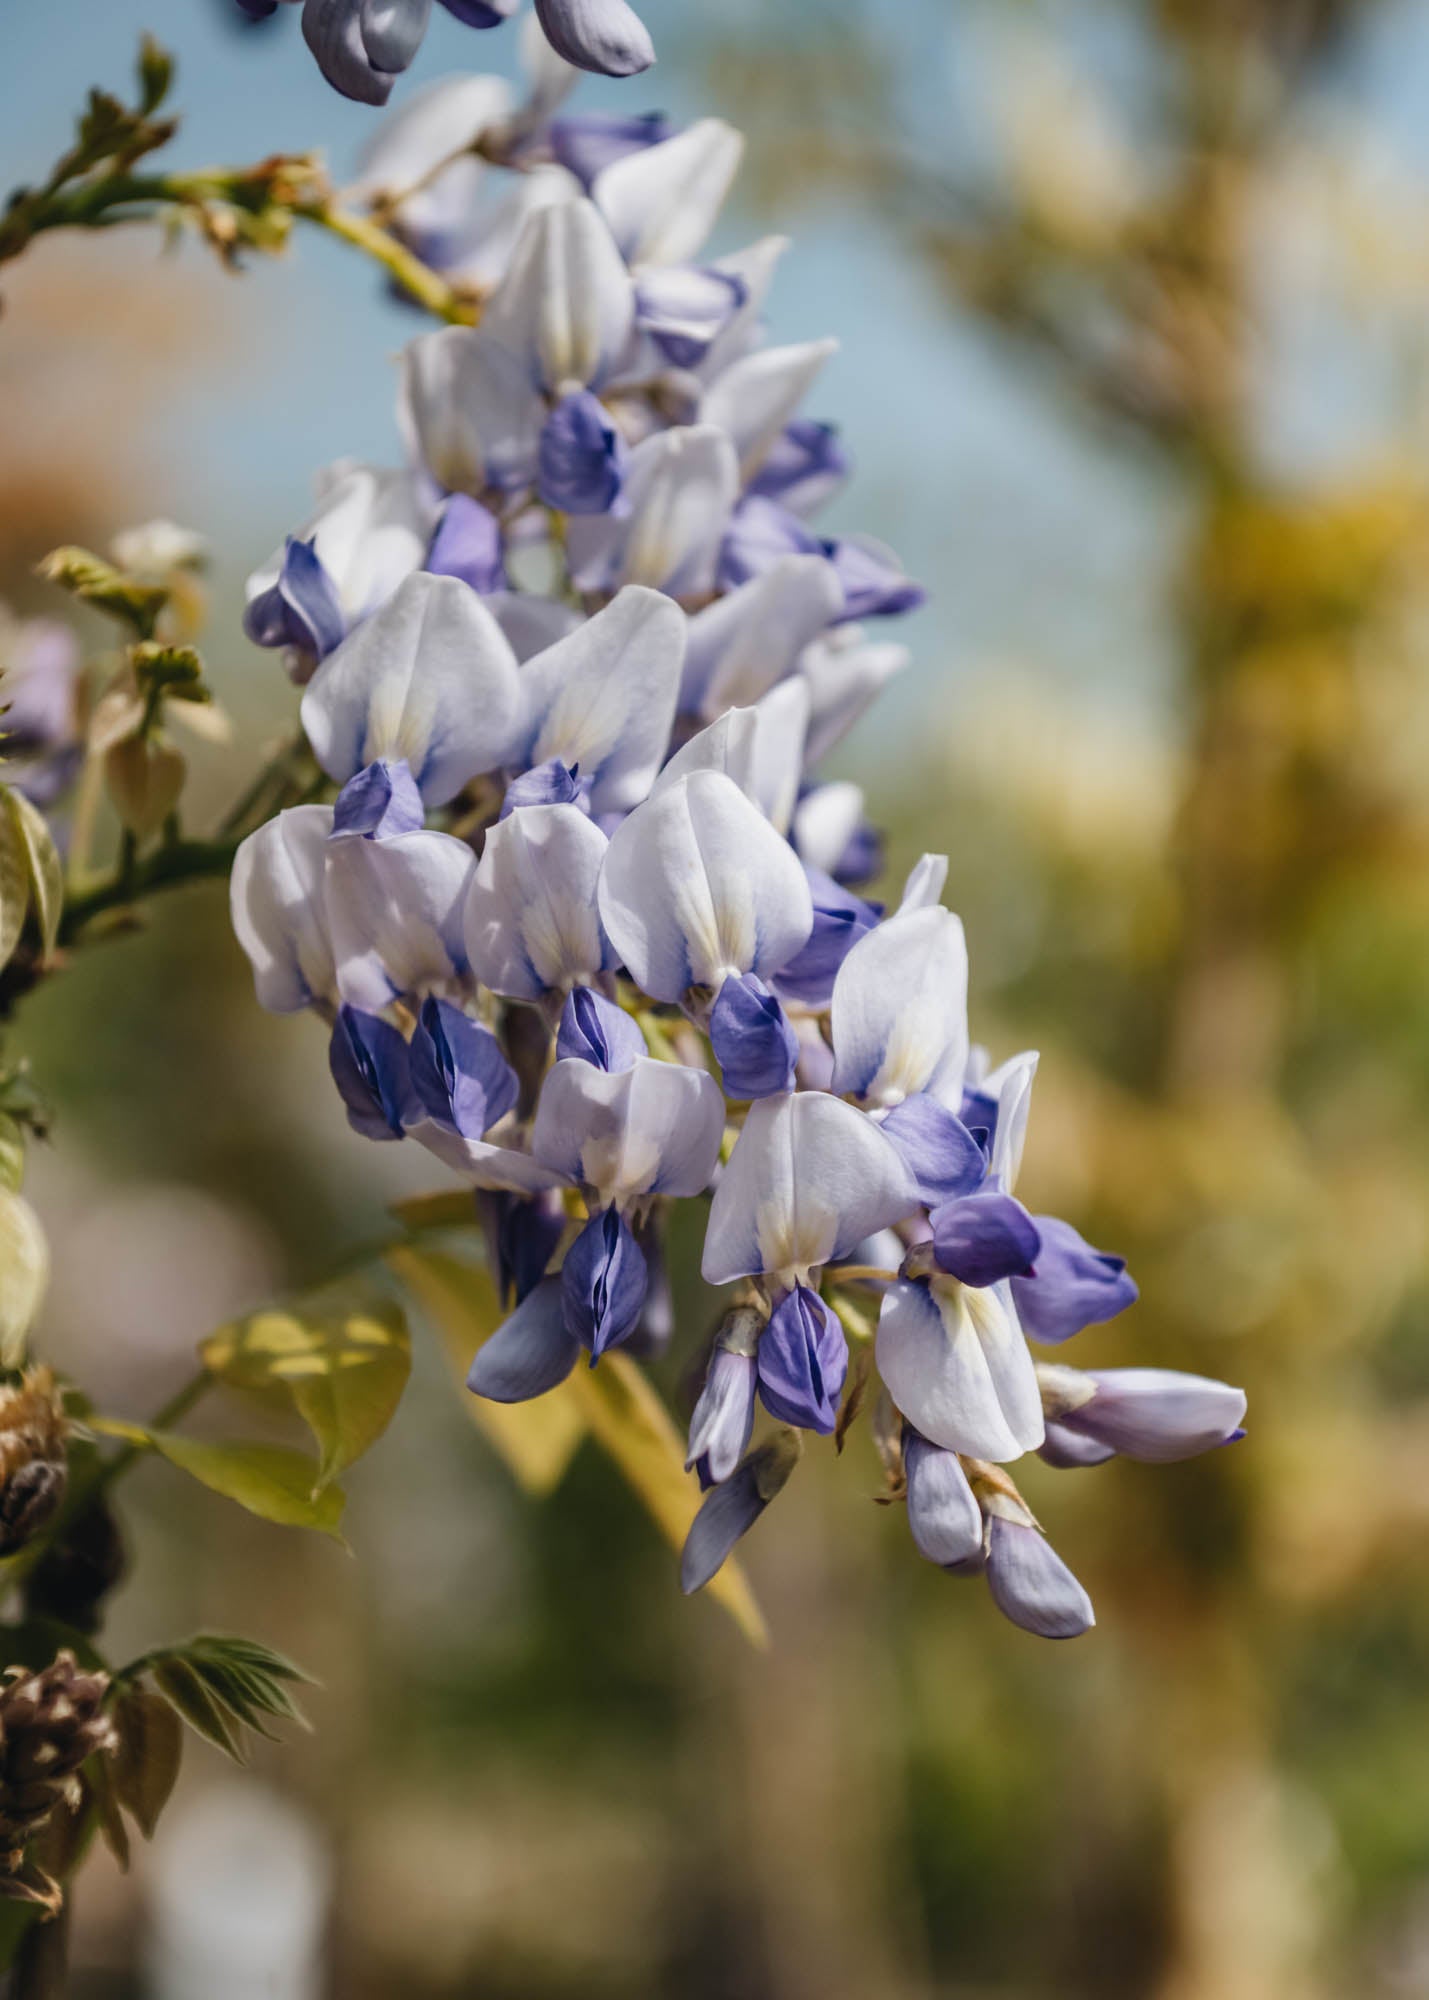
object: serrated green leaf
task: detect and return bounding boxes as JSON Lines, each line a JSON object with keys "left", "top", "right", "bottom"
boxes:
{"left": 200, "top": 1284, "right": 411, "bottom": 1494}
{"left": 386, "top": 1244, "right": 586, "bottom": 1497}
{"left": 151, "top": 1658, "right": 246, "bottom": 1761}
{"left": 91, "top": 1420, "right": 344, "bottom": 1537}
{"left": 0, "top": 798, "right": 29, "bottom": 976}
{"left": 110, "top": 1687, "right": 183, "bottom": 1839}
{"left": 2, "top": 788, "right": 63, "bottom": 957}
{"left": 386, "top": 1245, "right": 765, "bottom": 1647}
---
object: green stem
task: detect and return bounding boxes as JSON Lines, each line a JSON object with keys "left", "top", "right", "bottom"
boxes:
{"left": 291, "top": 200, "right": 474, "bottom": 324}
{"left": 57, "top": 837, "right": 239, "bottom": 944}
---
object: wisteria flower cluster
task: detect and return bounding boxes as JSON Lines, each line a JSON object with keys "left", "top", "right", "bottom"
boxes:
{"left": 230, "top": 62, "right": 1247, "bottom": 1640}
{"left": 235, "top": 0, "right": 655, "bottom": 104}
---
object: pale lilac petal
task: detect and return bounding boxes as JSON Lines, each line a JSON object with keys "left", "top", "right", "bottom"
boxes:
{"left": 482, "top": 196, "right": 636, "bottom": 392}
{"left": 986, "top": 1516, "right": 1095, "bottom": 1639}
{"left": 1069, "top": 1369, "right": 1247, "bottom": 1463}
{"left": 466, "top": 1275, "right": 582, "bottom": 1400}
{"left": 594, "top": 119, "right": 744, "bottom": 267}
{"left": 903, "top": 1429, "right": 984, "bottom": 1568}
{"left": 324, "top": 826, "right": 475, "bottom": 1010}
{"left": 682, "top": 554, "right": 843, "bottom": 717}
{"left": 897, "top": 852, "right": 949, "bottom": 913}
{"left": 531, "top": 1055, "right": 726, "bottom": 1203}
{"left": 464, "top": 802, "right": 614, "bottom": 999}
{"left": 701, "top": 339, "right": 839, "bottom": 483}
{"left": 230, "top": 805, "right": 336, "bottom": 1013}
{"left": 411, "top": 1119, "right": 568, "bottom": 1193}
{"left": 830, "top": 905, "right": 969, "bottom": 1110}
{"left": 790, "top": 780, "right": 865, "bottom": 878}
{"left": 534, "top": 0, "right": 653, "bottom": 78}
{"left": 799, "top": 627, "right": 908, "bottom": 766}
{"left": 566, "top": 425, "right": 739, "bottom": 599}
{"left": 398, "top": 326, "right": 543, "bottom": 497}
{"left": 876, "top": 1277, "right": 1044, "bottom": 1462}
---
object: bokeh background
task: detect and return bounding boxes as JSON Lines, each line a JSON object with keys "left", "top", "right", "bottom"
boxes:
{"left": 7, "top": 1, "right": 1429, "bottom": 1994}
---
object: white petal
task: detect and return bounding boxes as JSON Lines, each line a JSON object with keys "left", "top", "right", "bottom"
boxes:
{"left": 594, "top": 118, "right": 744, "bottom": 267}
{"left": 230, "top": 805, "right": 336, "bottom": 1013}
{"left": 486, "top": 590, "right": 581, "bottom": 662}
{"left": 411, "top": 1119, "right": 568, "bottom": 1194}
{"left": 246, "top": 463, "right": 434, "bottom": 627}
{"left": 799, "top": 626, "right": 908, "bottom": 767}
{"left": 519, "top": 6, "right": 580, "bottom": 119}
{"left": 518, "top": 584, "right": 684, "bottom": 813}
{"left": 482, "top": 196, "right": 635, "bottom": 392}
{"left": 987, "top": 1518, "right": 1095, "bottom": 1639}
{"left": 830, "top": 904, "right": 969, "bottom": 1110}
{"left": 655, "top": 707, "right": 759, "bottom": 797}
{"left": 747, "top": 678, "right": 810, "bottom": 835}
{"left": 791, "top": 780, "right": 864, "bottom": 877}
{"left": 693, "top": 235, "right": 789, "bottom": 385}
{"left": 598, "top": 769, "right": 813, "bottom": 1001}
{"left": 301, "top": 573, "right": 523, "bottom": 805}
{"left": 897, "top": 852, "right": 949, "bottom": 913}
{"left": 324, "top": 827, "right": 475, "bottom": 1010}
{"left": 701, "top": 339, "right": 838, "bottom": 483}
{"left": 981, "top": 1049, "right": 1039, "bottom": 1190}
{"left": 683, "top": 554, "right": 843, "bottom": 717}
{"left": 566, "top": 425, "right": 739, "bottom": 599}
{"left": 464, "top": 803, "right": 613, "bottom": 999}
{"left": 445, "top": 164, "right": 580, "bottom": 297}
{"left": 531, "top": 1055, "right": 725, "bottom": 1203}
{"left": 877, "top": 1278, "right": 1044, "bottom": 1462}
{"left": 352, "top": 73, "right": 513, "bottom": 216}
{"left": 398, "top": 326, "right": 543, "bottom": 496}
{"left": 702, "top": 1091, "right": 917, "bottom": 1285}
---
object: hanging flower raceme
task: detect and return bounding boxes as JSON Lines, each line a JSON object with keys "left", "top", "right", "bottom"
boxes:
{"left": 230, "top": 60, "right": 1245, "bottom": 1644}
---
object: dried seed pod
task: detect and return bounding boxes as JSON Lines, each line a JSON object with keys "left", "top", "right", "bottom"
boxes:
{"left": 0, "top": 1367, "right": 67, "bottom": 1558}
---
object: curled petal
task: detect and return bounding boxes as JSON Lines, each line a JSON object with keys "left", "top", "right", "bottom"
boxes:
{"left": 929, "top": 1191, "right": 1040, "bottom": 1288}
{"left": 876, "top": 1277, "right": 1044, "bottom": 1463}
{"left": 359, "top": 0, "right": 433, "bottom": 73}
{"left": 709, "top": 973, "right": 798, "bottom": 1099}
{"left": 748, "top": 418, "right": 849, "bottom": 517}
{"left": 556, "top": 987, "right": 646, "bottom": 1070}
{"left": 1064, "top": 1368, "right": 1246, "bottom": 1463}
{"left": 598, "top": 769, "right": 813, "bottom": 1002}
{"left": 301, "top": 0, "right": 395, "bottom": 103}
{"left": 329, "top": 1005, "right": 417, "bottom": 1140}
{"left": 680, "top": 1432, "right": 798, "bottom": 1594}
{"left": 408, "top": 995, "right": 518, "bottom": 1137}
{"left": 755, "top": 1283, "right": 846, "bottom": 1434}
{"left": 879, "top": 1095, "right": 987, "bottom": 1209}
{"left": 467, "top": 1275, "right": 582, "bottom": 1402}
{"left": 537, "top": 390, "right": 627, "bottom": 514}
{"left": 230, "top": 805, "right": 336, "bottom": 1013}
{"left": 464, "top": 803, "right": 614, "bottom": 1000}
{"left": 702, "top": 1090, "right": 917, "bottom": 1286}
{"left": 426, "top": 494, "right": 507, "bottom": 596}
{"left": 1010, "top": 1214, "right": 1135, "bottom": 1344}
{"left": 410, "top": 1119, "right": 568, "bottom": 1193}
{"left": 301, "top": 573, "right": 522, "bottom": 805}
{"left": 686, "top": 1346, "right": 757, "bottom": 1487}
{"left": 681, "top": 554, "right": 842, "bottom": 717}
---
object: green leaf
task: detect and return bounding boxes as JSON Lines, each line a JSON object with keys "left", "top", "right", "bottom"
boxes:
{"left": 386, "top": 1245, "right": 766, "bottom": 1647}
{"left": 110, "top": 1688, "right": 183, "bottom": 1838}
{"left": 91, "top": 1421, "right": 344, "bottom": 1537}
{"left": 0, "top": 1115, "right": 26, "bottom": 1195}
{"left": 0, "top": 1189, "right": 47, "bottom": 1369}
{"left": 129, "top": 1634, "right": 313, "bottom": 1768}
{"left": 151, "top": 1658, "right": 245, "bottom": 1761}
{"left": 0, "top": 794, "right": 30, "bottom": 976}
{"left": 1, "top": 788, "right": 62, "bottom": 959}
{"left": 386, "top": 1244, "right": 587, "bottom": 1497}
{"left": 200, "top": 1283, "right": 411, "bottom": 1494}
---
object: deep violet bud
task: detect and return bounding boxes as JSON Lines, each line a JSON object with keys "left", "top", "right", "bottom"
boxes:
{"left": 480, "top": 1188, "right": 567, "bottom": 1307}
{"left": 538, "top": 391, "right": 628, "bottom": 516}
{"left": 549, "top": 110, "right": 675, "bottom": 191}
{"left": 774, "top": 870, "right": 881, "bottom": 1010}
{"left": 332, "top": 758, "right": 426, "bottom": 839}
{"left": 709, "top": 973, "right": 798, "bottom": 1099}
{"left": 880, "top": 1096, "right": 987, "bottom": 1209}
{"left": 467, "top": 1275, "right": 582, "bottom": 1403}
{"left": 756, "top": 1284, "right": 847, "bottom": 1435}
{"left": 748, "top": 419, "right": 850, "bottom": 517}
{"left": 409, "top": 996, "right": 519, "bottom": 1138}
{"left": 985, "top": 1516, "right": 1095, "bottom": 1640}
{"left": 243, "top": 536, "right": 345, "bottom": 660}
{"left": 1010, "top": 1215, "right": 1138, "bottom": 1344}
{"left": 329, "top": 1004, "right": 416, "bottom": 1141}
{"left": 903, "top": 1428, "right": 984, "bottom": 1569}
{"left": 929, "top": 1190, "right": 1041, "bottom": 1289}
{"left": 561, "top": 1207, "right": 648, "bottom": 1358}
{"left": 556, "top": 987, "right": 645, "bottom": 1071}
{"left": 498, "top": 758, "right": 592, "bottom": 819}
{"left": 426, "top": 493, "right": 507, "bottom": 595}
{"left": 686, "top": 1306, "right": 761, "bottom": 1488}
{"left": 681, "top": 1429, "right": 801, "bottom": 1595}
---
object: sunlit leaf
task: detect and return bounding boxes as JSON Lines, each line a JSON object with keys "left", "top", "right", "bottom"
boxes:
{"left": 90, "top": 1420, "right": 344, "bottom": 1537}
{"left": 200, "top": 1284, "right": 411, "bottom": 1494}
{"left": 0, "top": 801, "right": 28, "bottom": 975}
{"left": 0, "top": 1189, "right": 47, "bottom": 1368}
{"left": 386, "top": 1244, "right": 586, "bottom": 1497}
{"left": 2, "top": 788, "right": 62, "bottom": 958}
{"left": 0, "top": 1114, "right": 26, "bottom": 1195}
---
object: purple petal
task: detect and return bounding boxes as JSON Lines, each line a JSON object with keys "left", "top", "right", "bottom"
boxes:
{"left": 709, "top": 973, "right": 799, "bottom": 1100}
{"left": 426, "top": 493, "right": 507, "bottom": 596}
{"left": 903, "top": 1428, "right": 984, "bottom": 1568}
{"left": 409, "top": 995, "right": 519, "bottom": 1138}
{"left": 534, "top": 0, "right": 654, "bottom": 76}
{"left": 986, "top": 1516, "right": 1095, "bottom": 1639}
{"left": 467, "top": 1275, "right": 582, "bottom": 1402}
{"left": 1010, "top": 1215, "right": 1138, "bottom": 1344}
{"left": 550, "top": 111, "right": 675, "bottom": 193}
{"left": 538, "top": 391, "right": 628, "bottom": 517}
{"left": 755, "top": 1284, "right": 847, "bottom": 1435}
{"left": 555, "top": 988, "right": 646, "bottom": 1071}
{"left": 561, "top": 1207, "right": 648, "bottom": 1357}
{"left": 1065, "top": 1369, "right": 1247, "bottom": 1463}
{"left": 332, "top": 758, "right": 426, "bottom": 839}
{"left": 881, "top": 1095, "right": 988, "bottom": 1209}
{"left": 329, "top": 1005, "right": 416, "bottom": 1140}
{"left": 930, "top": 1191, "right": 1040, "bottom": 1289}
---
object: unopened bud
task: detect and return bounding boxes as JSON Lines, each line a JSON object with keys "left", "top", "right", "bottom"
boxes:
{"left": 0, "top": 1651, "right": 117, "bottom": 1880}
{"left": 105, "top": 736, "right": 186, "bottom": 837}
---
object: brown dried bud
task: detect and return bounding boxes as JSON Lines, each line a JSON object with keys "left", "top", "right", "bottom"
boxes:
{"left": 0, "top": 1651, "right": 116, "bottom": 1876}
{"left": 0, "top": 1367, "right": 67, "bottom": 1558}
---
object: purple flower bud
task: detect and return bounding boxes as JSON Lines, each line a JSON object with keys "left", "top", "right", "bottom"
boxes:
{"left": 479, "top": 1188, "right": 567, "bottom": 1307}
{"left": 332, "top": 758, "right": 426, "bottom": 839}
{"left": 881, "top": 1095, "right": 987, "bottom": 1208}
{"left": 358, "top": 0, "right": 432, "bottom": 75}
{"left": 438, "top": 0, "right": 511, "bottom": 24}
{"left": 1060, "top": 1368, "right": 1247, "bottom": 1464}
{"left": 827, "top": 537, "right": 925, "bottom": 621}
{"left": 468, "top": 1275, "right": 582, "bottom": 1403}
{"left": 709, "top": 973, "right": 798, "bottom": 1100}
{"left": 774, "top": 868, "right": 880, "bottom": 1010}
{"left": 929, "top": 1191, "right": 1040, "bottom": 1289}
{"left": 329, "top": 1005, "right": 416, "bottom": 1141}
{"left": 409, "top": 996, "right": 519, "bottom": 1138}
{"left": 498, "top": 758, "right": 591, "bottom": 820}
{"left": 681, "top": 1430, "right": 800, "bottom": 1594}
{"left": 549, "top": 110, "right": 675, "bottom": 192}
{"left": 561, "top": 1207, "right": 648, "bottom": 1358}
{"left": 686, "top": 1316, "right": 760, "bottom": 1487}
{"left": 534, "top": 0, "right": 654, "bottom": 76}
{"left": 986, "top": 1516, "right": 1095, "bottom": 1639}
{"left": 243, "top": 535, "right": 345, "bottom": 660}
{"left": 756, "top": 1284, "right": 847, "bottom": 1435}
{"left": 538, "top": 392, "right": 628, "bottom": 516}
{"left": 426, "top": 493, "right": 507, "bottom": 596}
{"left": 556, "top": 988, "right": 645, "bottom": 1071}
{"left": 903, "top": 1428, "right": 984, "bottom": 1568}
{"left": 1010, "top": 1216, "right": 1137, "bottom": 1344}
{"left": 748, "top": 420, "right": 850, "bottom": 518}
